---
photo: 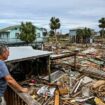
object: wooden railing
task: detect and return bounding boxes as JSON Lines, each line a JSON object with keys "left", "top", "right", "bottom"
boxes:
{"left": 5, "top": 87, "right": 27, "bottom": 105}
{"left": 5, "top": 86, "right": 41, "bottom": 105}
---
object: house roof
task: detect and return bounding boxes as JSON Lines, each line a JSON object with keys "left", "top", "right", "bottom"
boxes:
{"left": 0, "top": 25, "right": 43, "bottom": 33}
{"left": 6, "top": 46, "right": 52, "bottom": 63}
{"left": 0, "top": 25, "right": 20, "bottom": 33}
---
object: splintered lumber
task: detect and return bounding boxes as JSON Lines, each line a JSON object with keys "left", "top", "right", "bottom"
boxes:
{"left": 43, "top": 97, "right": 53, "bottom": 105}
{"left": 70, "top": 78, "right": 83, "bottom": 95}
{"left": 91, "top": 81, "right": 105, "bottom": 97}
{"left": 72, "top": 91, "right": 81, "bottom": 98}
{"left": 54, "top": 89, "right": 60, "bottom": 105}
{"left": 92, "top": 80, "right": 105, "bottom": 88}
{"left": 50, "top": 53, "right": 75, "bottom": 60}
{"left": 74, "top": 78, "right": 83, "bottom": 93}
{"left": 79, "top": 67, "right": 105, "bottom": 79}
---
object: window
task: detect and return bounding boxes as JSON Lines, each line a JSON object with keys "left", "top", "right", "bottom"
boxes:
{"left": 36, "top": 33, "right": 40, "bottom": 38}
{"left": 15, "top": 33, "right": 19, "bottom": 38}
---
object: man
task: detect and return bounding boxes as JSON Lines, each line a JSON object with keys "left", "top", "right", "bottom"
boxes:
{"left": 0, "top": 45, "right": 28, "bottom": 105}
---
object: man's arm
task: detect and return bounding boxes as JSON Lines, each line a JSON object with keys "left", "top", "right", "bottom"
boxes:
{"left": 4, "top": 74, "right": 28, "bottom": 93}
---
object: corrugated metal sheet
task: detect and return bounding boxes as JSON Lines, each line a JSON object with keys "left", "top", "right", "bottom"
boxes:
{"left": 6, "top": 46, "right": 52, "bottom": 62}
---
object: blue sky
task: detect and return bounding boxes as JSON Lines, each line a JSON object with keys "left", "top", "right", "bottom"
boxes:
{"left": 0, "top": 0, "right": 105, "bottom": 33}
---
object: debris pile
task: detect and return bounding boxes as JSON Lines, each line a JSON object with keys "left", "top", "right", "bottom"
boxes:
{"left": 6, "top": 44, "right": 105, "bottom": 105}
{"left": 19, "top": 70, "right": 105, "bottom": 105}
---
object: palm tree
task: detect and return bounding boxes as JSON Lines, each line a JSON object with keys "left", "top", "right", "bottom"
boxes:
{"left": 99, "top": 30, "right": 105, "bottom": 38}
{"left": 83, "top": 27, "right": 92, "bottom": 45}
{"left": 76, "top": 29, "right": 84, "bottom": 43}
{"left": 99, "top": 17, "right": 105, "bottom": 38}
{"left": 76, "top": 28, "right": 92, "bottom": 44}
{"left": 19, "top": 22, "right": 36, "bottom": 45}
{"left": 49, "top": 17, "right": 61, "bottom": 45}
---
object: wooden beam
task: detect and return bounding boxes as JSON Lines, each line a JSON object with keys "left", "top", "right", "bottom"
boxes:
{"left": 54, "top": 89, "right": 60, "bottom": 105}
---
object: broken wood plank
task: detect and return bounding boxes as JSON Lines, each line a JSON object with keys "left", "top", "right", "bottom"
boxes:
{"left": 54, "top": 89, "right": 60, "bottom": 105}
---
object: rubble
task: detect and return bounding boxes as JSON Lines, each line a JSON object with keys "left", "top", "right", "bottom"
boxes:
{"left": 5, "top": 44, "right": 105, "bottom": 105}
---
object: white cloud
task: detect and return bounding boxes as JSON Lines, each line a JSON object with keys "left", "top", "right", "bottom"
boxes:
{"left": 67, "top": 7, "right": 105, "bottom": 17}
{"left": 0, "top": 0, "right": 105, "bottom": 32}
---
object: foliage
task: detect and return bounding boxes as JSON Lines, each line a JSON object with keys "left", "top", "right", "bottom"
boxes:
{"left": 76, "top": 29, "right": 84, "bottom": 43}
{"left": 49, "top": 17, "right": 61, "bottom": 45}
{"left": 49, "top": 17, "right": 60, "bottom": 32}
{"left": 76, "top": 27, "right": 93, "bottom": 43}
{"left": 99, "top": 30, "right": 105, "bottom": 38}
{"left": 99, "top": 18, "right": 105, "bottom": 28}
{"left": 19, "top": 22, "right": 36, "bottom": 44}
{"left": 49, "top": 30, "right": 54, "bottom": 36}
{"left": 98, "top": 17, "right": 105, "bottom": 38}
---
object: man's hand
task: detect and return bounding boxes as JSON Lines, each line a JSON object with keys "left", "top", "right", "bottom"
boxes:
{"left": 5, "top": 75, "right": 29, "bottom": 93}
{"left": 21, "top": 88, "right": 29, "bottom": 93}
